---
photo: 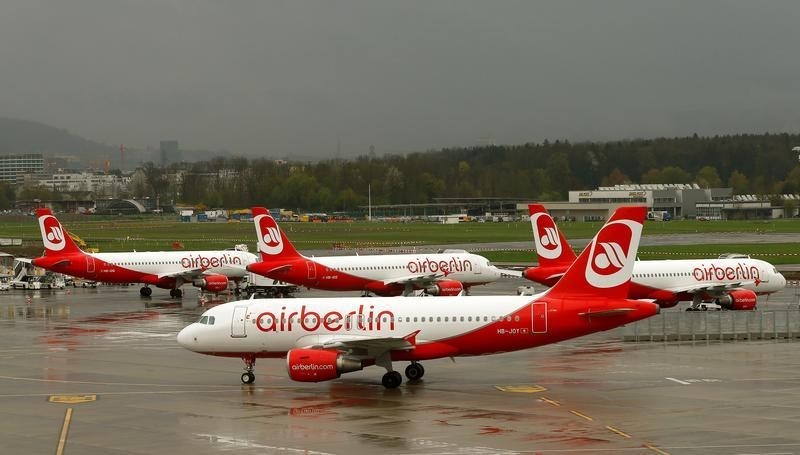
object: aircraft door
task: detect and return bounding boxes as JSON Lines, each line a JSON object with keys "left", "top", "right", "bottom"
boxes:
{"left": 306, "top": 261, "right": 316, "bottom": 280}
{"left": 231, "top": 306, "right": 248, "bottom": 338}
{"left": 86, "top": 255, "right": 96, "bottom": 274}
{"left": 531, "top": 302, "right": 547, "bottom": 334}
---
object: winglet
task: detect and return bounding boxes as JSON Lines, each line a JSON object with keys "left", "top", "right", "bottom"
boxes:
{"left": 403, "top": 330, "right": 421, "bottom": 346}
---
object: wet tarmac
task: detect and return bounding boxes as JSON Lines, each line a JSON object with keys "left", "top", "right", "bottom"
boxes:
{"left": 1, "top": 280, "right": 799, "bottom": 454}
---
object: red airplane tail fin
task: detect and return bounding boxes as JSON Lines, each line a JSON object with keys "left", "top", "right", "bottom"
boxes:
{"left": 528, "top": 204, "right": 576, "bottom": 267}
{"left": 545, "top": 206, "right": 645, "bottom": 300}
{"left": 251, "top": 207, "right": 303, "bottom": 262}
{"left": 36, "top": 208, "right": 84, "bottom": 257}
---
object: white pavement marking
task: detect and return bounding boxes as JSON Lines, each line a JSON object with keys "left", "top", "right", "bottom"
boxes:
{"left": 665, "top": 377, "right": 691, "bottom": 385}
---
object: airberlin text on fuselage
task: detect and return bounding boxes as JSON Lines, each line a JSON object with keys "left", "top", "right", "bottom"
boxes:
{"left": 692, "top": 262, "right": 759, "bottom": 282}
{"left": 255, "top": 305, "right": 395, "bottom": 333}
{"left": 179, "top": 253, "right": 243, "bottom": 269}
{"left": 407, "top": 256, "right": 473, "bottom": 274}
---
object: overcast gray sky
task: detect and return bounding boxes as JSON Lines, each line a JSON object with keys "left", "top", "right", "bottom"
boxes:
{"left": 1, "top": 0, "right": 799, "bottom": 159}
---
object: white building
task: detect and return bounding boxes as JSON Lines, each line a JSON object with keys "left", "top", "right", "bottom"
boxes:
{"left": 0, "top": 154, "right": 44, "bottom": 183}
{"left": 38, "top": 172, "right": 130, "bottom": 195}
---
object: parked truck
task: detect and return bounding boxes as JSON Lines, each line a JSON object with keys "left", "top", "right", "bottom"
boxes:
{"left": 240, "top": 272, "right": 298, "bottom": 298}
{"left": 647, "top": 210, "right": 672, "bottom": 221}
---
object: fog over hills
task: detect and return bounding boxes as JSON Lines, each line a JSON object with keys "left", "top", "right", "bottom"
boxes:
{"left": 0, "top": 117, "right": 234, "bottom": 168}
{"left": 2, "top": 2, "right": 799, "bottom": 159}
{"left": 0, "top": 117, "right": 116, "bottom": 166}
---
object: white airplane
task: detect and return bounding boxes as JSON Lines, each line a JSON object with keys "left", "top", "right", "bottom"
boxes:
{"left": 246, "top": 207, "right": 503, "bottom": 296}
{"left": 30, "top": 208, "right": 257, "bottom": 298}
{"left": 523, "top": 204, "right": 786, "bottom": 310}
{"left": 178, "top": 206, "right": 659, "bottom": 388}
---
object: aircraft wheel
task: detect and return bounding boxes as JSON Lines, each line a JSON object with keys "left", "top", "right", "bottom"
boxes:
{"left": 140, "top": 286, "right": 152, "bottom": 297}
{"left": 175, "top": 288, "right": 183, "bottom": 298}
{"left": 381, "top": 371, "right": 402, "bottom": 389}
{"left": 405, "top": 363, "right": 425, "bottom": 381}
{"left": 241, "top": 372, "right": 255, "bottom": 384}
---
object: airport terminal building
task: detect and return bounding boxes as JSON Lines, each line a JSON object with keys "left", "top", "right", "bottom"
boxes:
{"left": 522, "top": 184, "right": 733, "bottom": 221}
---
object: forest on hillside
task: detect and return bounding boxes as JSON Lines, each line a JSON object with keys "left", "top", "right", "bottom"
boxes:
{"left": 172, "top": 133, "right": 800, "bottom": 211}
{"left": 7, "top": 133, "right": 800, "bottom": 212}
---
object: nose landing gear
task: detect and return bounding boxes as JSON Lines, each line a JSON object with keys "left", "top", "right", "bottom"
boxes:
{"left": 241, "top": 355, "right": 256, "bottom": 384}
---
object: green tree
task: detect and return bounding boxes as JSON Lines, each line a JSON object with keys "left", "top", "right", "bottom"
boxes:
{"left": 545, "top": 151, "right": 572, "bottom": 197}
{"left": 660, "top": 166, "right": 692, "bottom": 183}
{"left": 601, "top": 168, "right": 630, "bottom": 187}
{"left": 728, "top": 170, "right": 749, "bottom": 193}
{"left": 696, "top": 166, "right": 722, "bottom": 188}
{"left": 0, "top": 182, "right": 13, "bottom": 209}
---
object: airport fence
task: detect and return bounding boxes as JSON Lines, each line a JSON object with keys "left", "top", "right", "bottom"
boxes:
{"left": 622, "top": 309, "right": 800, "bottom": 342}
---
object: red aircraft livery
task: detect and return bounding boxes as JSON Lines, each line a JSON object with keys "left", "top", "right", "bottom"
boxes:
{"left": 523, "top": 204, "right": 786, "bottom": 310}
{"left": 178, "top": 206, "right": 659, "bottom": 388}
{"left": 30, "top": 208, "right": 256, "bottom": 298}
{"left": 246, "top": 207, "right": 504, "bottom": 296}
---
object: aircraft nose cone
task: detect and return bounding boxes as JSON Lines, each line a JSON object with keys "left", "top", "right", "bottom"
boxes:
{"left": 177, "top": 325, "right": 198, "bottom": 350}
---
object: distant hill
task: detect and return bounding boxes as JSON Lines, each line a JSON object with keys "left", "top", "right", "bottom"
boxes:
{"left": 0, "top": 117, "right": 116, "bottom": 166}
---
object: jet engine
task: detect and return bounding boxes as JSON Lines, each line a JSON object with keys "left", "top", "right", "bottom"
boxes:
{"left": 286, "top": 348, "right": 364, "bottom": 382}
{"left": 715, "top": 289, "right": 757, "bottom": 310}
{"left": 192, "top": 274, "right": 229, "bottom": 292}
{"left": 424, "top": 280, "right": 464, "bottom": 296}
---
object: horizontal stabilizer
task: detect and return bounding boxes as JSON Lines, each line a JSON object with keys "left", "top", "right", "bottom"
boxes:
{"left": 578, "top": 308, "right": 636, "bottom": 318}
{"left": 261, "top": 263, "right": 293, "bottom": 275}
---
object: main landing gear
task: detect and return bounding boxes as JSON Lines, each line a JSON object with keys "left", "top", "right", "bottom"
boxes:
{"left": 169, "top": 288, "right": 183, "bottom": 298}
{"left": 382, "top": 371, "right": 402, "bottom": 388}
{"left": 404, "top": 362, "right": 425, "bottom": 381}
{"left": 139, "top": 286, "right": 152, "bottom": 297}
{"left": 379, "top": 359, "right": 426, "bottom": 389}
{"left": 241, "top": 355, "right": 256, "bottom": 384}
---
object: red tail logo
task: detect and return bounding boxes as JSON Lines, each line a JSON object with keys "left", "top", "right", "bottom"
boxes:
{"left": 255, "top": 214, "right": 283, "bottom": 255}
{"left": 530, "top": 212, "right": 562, "bottom": 260}
{"left": 39, "top": 215, "right": 67, "bottom": 252}
{"left": 585, "top": 220, "right": 640, "bottom": 288}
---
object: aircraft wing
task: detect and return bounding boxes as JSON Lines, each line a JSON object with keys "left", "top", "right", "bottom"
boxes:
{"left": 498, "top": 268, "right": 523, "bottom": 278}
{"left": 382, "top": 273, "right": 442, "bottom": 286}
{"left": 157, "top": 268, "right": 215, "bottom": 280}
{"left": 295, "top": 331, "right": 420, "bottom": 359}
{"left": 664, "top": 281, "right": 754, "bottom": 297}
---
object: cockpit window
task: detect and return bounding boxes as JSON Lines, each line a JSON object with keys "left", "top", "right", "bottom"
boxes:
{"left": 198, "top": 316, "right": 209, "bottom": 324}
{"left": 208, "top": 316, "right": 215, "bottom": 325}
